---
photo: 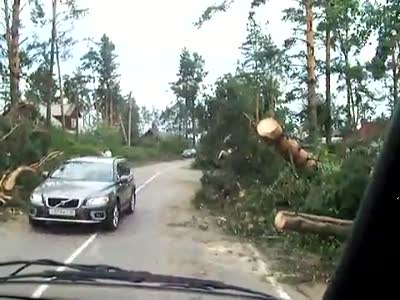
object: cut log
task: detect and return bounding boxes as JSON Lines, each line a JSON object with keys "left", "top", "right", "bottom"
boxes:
{"left": 257, "top": 118, "right": 283, "bottom": 140}
{"left": 274, "top": 210, "right": 353, "bottom": 239}
{"left": 256, "top": 117, "right": 319, "bottom": 171}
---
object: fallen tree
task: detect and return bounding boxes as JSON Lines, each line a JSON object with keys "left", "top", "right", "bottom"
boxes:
{"left": 256, "top": 117, "right": 319, "bottom": 171}
{"left": 0, "top": 150, "right": 64, "bottom": 205}
{"left": 274, "top": 210, "right": 353, "bottom": 240}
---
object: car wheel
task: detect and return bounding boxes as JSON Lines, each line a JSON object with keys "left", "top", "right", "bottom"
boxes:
{"left": 104, "top": 204, "right": 120, "bottom": 231}
{"left": 127, "top": 190, "right": 136, "bottom": 215}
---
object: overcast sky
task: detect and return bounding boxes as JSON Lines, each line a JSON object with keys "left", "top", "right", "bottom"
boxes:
{"left": 24, "top": 0, "right": 383, "bottom": 114}
{"left": 61, "top": 0, "right": 293, "bottom": 109}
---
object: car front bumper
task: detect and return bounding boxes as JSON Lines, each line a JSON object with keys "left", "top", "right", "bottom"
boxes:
{"left": 29, "top": 204, "right": 112, "bottom": 224}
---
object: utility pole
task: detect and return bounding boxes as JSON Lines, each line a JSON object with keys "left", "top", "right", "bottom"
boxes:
{"left": 128, "top": 92, "right": 132, "bottom": 147}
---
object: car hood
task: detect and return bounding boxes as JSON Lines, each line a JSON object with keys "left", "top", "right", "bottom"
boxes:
{"left": 34, "top": 179, "right": 115, "bottom": 199}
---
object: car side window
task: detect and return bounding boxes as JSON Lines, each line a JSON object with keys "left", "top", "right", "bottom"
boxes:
{"left": 117, "top": 161, "right": 130, "bottom": 178}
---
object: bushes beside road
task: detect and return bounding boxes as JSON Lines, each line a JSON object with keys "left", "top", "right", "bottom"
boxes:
{"left": 193, "top": 131, "right": 380, "bottom": 281}
{"left": 50, "top": 126, "right": 187, "bottom": 162}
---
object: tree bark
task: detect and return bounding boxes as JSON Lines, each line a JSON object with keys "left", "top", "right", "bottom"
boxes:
{"left": 105, "top": 86, "right": 109, "bottom": 126}
{"left": 191, "top": 101, "right": 196, "bottom": 147}
{"left": 110, "top": 89, "right": 114, "bottom": 126}
{"left": 8, "top": 0, "right": 21, "bottom": 106}
{"left": 274, "top": 210, "right": 353, "bottom": 240}
{"left": 128, "top": 92, "right": 132, "bottom": 146}
{"left": 256, "top": 89, "right": 260, "bottom": 123}
{"left": 4, "top": 0, "right": 11, "bottom": 100}
{"left": 341, "top": 27, "right": 355, "bottom": 129}
{"left": 47, "top": 0, "right": 57, "bottom": 128}
{"left": 75, "top": 92, "right": 79, "bottom": 137}
{"left": 55, "top": 37, "right": 65, "bottom": 130}
{"left": 325, "top": 3, "right": 332, "bottom": 145}
{"left": 257, "top": 117, "right": 319, "bottom": 171}
{"left": 305, "top": 0, "right": 318, "bottom": 141}
{"left": 392, "top": 51, "right": 398, "bottom": 112}
{"left": 119, "top": 114, "right": 128, "bottom": 144}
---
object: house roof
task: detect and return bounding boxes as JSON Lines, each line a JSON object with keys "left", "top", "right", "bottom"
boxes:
{"left": 51, "top": 103, "right": 79, "bottom": 117}
{"left": 344, "top": 120, "right": 387, "bottom": 144}
{"left": 141, "top": 128, "right": 177, "bottom": 140}
{"left": 37, "top": 103, "right": 81, "bottom": 118}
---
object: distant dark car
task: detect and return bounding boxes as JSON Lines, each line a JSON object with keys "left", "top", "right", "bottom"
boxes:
{"left": 28, "top": 156, "right": 136, "bottom": 231}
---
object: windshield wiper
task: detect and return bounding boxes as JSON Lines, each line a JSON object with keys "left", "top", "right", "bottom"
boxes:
{"left": 0, "top": 260, "right": 281, "bottom": 300}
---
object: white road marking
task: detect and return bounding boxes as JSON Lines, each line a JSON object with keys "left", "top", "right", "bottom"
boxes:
{"left": 31, "top": 234, "right": 97, "bottom": 298}
{"left": 31, "top": 172, "right": 162, "bottom": 298}
{"left": 136, "top": 172, "right": 161, "bottom": 193}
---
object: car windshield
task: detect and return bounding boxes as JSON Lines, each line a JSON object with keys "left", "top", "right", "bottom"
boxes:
{"left": 50, "top": 161, "right": 113, "bottom": 182}
{"left": 2, "top": 1, "right": 398, "bottom": 299}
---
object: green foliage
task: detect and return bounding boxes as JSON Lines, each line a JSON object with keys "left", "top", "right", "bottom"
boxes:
{"left": 80, "top": 34, "right": 125, "bottom": 126}
{"left": 48, "top": 126, "right": 187, "bottom": 163}
{"left": 169, "top": 48, "right": 207, "bottom": 145}
{"left": 195, "top": 0, "right": 269, "bottom": 28}
{"left": 194, "top": 0, "right": 235, "bottom": 28}
{"left": 196, "top": 137, "right": 379, "bottom": 262}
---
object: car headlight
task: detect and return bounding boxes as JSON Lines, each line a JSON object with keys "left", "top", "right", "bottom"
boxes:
{"left": 30, "top": 193, "right": 44, "bottom": 206}
{"left": 85, "top": 196, "right": 109, "bottom": 207}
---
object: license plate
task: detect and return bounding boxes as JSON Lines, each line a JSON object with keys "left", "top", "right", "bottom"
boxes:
{"left": 49, "top": 208, "right": 76, "bottom": 217}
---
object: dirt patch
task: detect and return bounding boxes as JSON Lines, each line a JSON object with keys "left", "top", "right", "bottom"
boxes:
{"left": 167, "top": 215, "right": 210, "bottom": 231}
{"left": 191, "top": 208, "right": 331, "bottom": 299}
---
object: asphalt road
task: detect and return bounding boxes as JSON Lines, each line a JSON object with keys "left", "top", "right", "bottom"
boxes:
{"left": 0, "top": 160, "right": 306, "bottom": 300}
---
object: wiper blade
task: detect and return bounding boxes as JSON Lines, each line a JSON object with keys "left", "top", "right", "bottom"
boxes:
{"left": 0, "top": 259, "right": 281, "bottom": 300}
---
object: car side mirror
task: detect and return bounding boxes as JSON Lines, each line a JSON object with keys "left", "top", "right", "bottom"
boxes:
{"left": 42, "top": 171, "right": 49, "bottom": 178}
{"left": 119, "top": 175, "right": 130, "bottom": 184}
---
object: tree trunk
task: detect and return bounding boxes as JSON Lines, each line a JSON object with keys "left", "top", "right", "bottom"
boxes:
{"left": 256, "top": 89, "right": 260, "bottom": 122}
{"left": 305, "top": 0, "right": 318, "bottom": 141}
{"left": 55, "top": 37, "right": 65, "bottom": 130}
{"left": 257, "top": 117, "right": 319, "bottom": 171}
{"left": 75, "top": 92, "right": 79, "bottom": 137}
{"left": 128, "top": 93, "right": 132, "bottom": 147}
{"left": 4, "top": 0, "right": 11, "bottom": 101}
{"left": 110, "top": 90, "right": 114, "bottom": 127}
{"left": 275, "top": 210, "right": 353, "bottom": 240}
{"left": 191, "top": 101, "right": 196, "bottom": 147}
{"left": 392, "top": 51, "right": 398, "bottom": 112}
{"left": 342, "top": 28, "right": 355, "bottom": 129}
{"left": 105, "top": 97, "right": 109, "bottom": 126}
{"left": 104, "top": 85, "right": 110, "bottom": 126}
{"left": 325, "top": 24, "right": 332, "bottom": 144}
{"left": 47, "top": 0, "right": 57, "bottom": 128}
{"left": 119, "top": 114, "right": 128, "bottom": 144}
{"left": 8, "top": 0, "right": 21, "bottom": 106}
{"left": 184, "top": 99, "right": 189, "bottom": 140}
